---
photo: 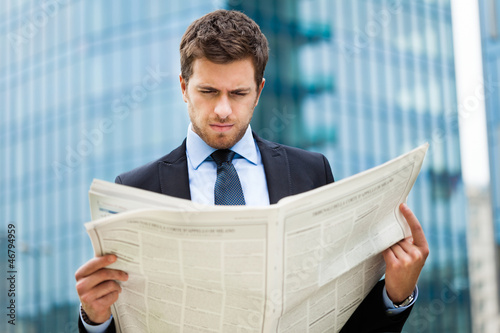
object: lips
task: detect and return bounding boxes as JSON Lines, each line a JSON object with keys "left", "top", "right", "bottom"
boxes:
{"left": 210, "top": 123, "right": 233, "bottom": 132}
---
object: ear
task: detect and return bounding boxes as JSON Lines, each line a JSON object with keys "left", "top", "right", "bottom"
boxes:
{"left": 180, "top": 74, "right": 188, "bottom": 103}
{"left": 254, "top": 78, "right": 266, "bottom": 107}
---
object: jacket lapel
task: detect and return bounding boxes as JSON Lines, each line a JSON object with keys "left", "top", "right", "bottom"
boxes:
{"left": 157, "top": 139, "right": 191, "bottom": 200}
{"left": 156, "top": 134, "right": 292, "bottom": 204}
{"left": 254, "top": 132, "right": 292, "bottom": 204}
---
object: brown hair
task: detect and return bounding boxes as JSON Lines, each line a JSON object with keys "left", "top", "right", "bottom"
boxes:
{"left": 180, "top": 9, "right": 269, "bottom": 89}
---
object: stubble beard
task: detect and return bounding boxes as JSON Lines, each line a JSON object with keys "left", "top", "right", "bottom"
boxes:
{"left": 192, "top": 121, "right": 248, "bottom": 150}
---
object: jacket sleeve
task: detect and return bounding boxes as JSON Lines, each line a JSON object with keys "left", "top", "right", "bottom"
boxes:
{"left": 340, "top": 280, "right": 413, "bottom": 333}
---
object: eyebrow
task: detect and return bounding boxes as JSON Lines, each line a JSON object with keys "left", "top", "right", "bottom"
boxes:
{"left": 196, "top": 85, "right": 217, "bottom": 90}
{"left": 231, "top": 88, "right": 251, "bottom": 93}
{"left": 196, "top": 85, "right": 252, "bottom": 93}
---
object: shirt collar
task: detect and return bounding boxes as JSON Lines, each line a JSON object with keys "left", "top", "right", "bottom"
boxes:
{"left": 186, "top": 124, "right": 258, "bottom": 169}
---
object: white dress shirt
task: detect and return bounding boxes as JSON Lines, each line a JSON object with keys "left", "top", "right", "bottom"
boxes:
{"left": 186, "top": 124, "right": 269, "bottom": 206}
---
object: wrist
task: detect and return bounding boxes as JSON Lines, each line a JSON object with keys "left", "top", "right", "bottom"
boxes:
{"left": 393, "top": 292, "right": 415, "bottom": 308}
{"left": 81, "top": 305, "right": 106, "bottom": 326}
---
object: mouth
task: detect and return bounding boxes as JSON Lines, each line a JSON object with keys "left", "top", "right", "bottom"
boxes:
{"left": 210, "top": 123, "right": 233, "bottom": 133}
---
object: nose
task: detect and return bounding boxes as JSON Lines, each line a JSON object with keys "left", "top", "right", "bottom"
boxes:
{"left": 214, "top": 94, "right": 232, "bottom": 119}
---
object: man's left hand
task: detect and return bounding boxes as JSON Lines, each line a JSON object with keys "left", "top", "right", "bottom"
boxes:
{"left": 383, "top": 203, "right": 430, "bottom": 304}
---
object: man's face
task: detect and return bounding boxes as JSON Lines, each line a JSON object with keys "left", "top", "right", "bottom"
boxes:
{"left": 180, "top": 57, "right": 265, "bottom": 149}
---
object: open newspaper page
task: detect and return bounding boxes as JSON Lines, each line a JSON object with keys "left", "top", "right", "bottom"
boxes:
{"left": 88, "top": 179, "right": 208, "bottom": 220}
{"left": 84, "top": 143, "right": 428, "bottom": 333}
{"left": 271, "top": 143, "right": 428, "bottom": 332}
{"left": 85, "top": 206, "right": 279, "bottom": 333}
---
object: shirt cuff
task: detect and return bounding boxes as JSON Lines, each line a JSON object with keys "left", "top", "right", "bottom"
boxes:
{"left": 79, "top": 304, "right": 113, "bottom": 333}
{"left": 382, "top": 285, "right": 418, "bottom": 316}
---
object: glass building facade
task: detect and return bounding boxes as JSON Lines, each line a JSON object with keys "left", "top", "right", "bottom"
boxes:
{"left": 478, "top": 1, "right": 500, "bottom": 329}
{"left": 1, "top": 0, "right": 469, "bottom": 332}
{"left": 479, "top": 0, "right": 500, "bottom": 267}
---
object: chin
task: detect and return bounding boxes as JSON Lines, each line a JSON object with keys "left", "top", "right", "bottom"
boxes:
{"left": 202, "top": 128, "right": 246, "bottom": 150}
{"left": 207, "top": 136, "right": 238, "bottom": 150}
{"left": 210, "top": 141, "right": 235, "bottom": 150}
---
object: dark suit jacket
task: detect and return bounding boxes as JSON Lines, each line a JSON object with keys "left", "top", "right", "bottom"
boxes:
{"left": 79, "top": 133, "right": 412, "bottom": 332}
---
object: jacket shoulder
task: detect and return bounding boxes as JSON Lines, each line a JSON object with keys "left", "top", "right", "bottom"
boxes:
{"left": 115, "top": 140, "right": 186, "bottom": 193}
{"left": 254, "top": 133, "right": 334, "bottom": 185}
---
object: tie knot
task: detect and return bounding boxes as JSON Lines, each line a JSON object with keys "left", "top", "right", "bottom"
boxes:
{"left": 211, "top": 149, "right": 235, "bottom": 166}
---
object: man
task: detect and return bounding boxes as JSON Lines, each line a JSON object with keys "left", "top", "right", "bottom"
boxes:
{"left": 75, "top": 9, "right": 428, "bottom": 332}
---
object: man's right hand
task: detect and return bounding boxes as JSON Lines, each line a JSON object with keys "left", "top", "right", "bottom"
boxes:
{"left": 75, "top": 254, "right": 129, "bottom": 324}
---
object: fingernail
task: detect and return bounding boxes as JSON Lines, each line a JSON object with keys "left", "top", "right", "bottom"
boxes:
{"left": 401, "top": 203, "right": 408, "bottom": 210}
{"left": 108, "top": 255, "right": 116, "bottom": 262}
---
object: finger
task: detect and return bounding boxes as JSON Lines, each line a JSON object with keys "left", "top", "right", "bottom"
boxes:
{"left": 75, "top": 254, "right": 117, "bottom": 281}
{"left": 76, "top": 268, "right": 128, "bottom": 297}
{"left": 400, "top": 203, "right": 428, "bottom": 249}
{"left": 397, "top": 238, "right": 429, "bottom": 264}
{"left": 94, "top": 289, "right": 121, "bottom": 310}
{"left": 82, "top": 290, "right": 119, "bottom": 324}
{"left": 80, "top": 279, "right": 122, "bottom": 305}
{"left": 93, "top": 280, "right": 123, "bottom": 301}
{"left": 396, "top": 237, "right": 414, "bottom": 252}
{"left": 383, "top": 239, "right": 411, "bottom": 261}
{"left": 382, "top": 247, "right": 397, "bottom": 263}
{"left": 388, "top": 243, "right": 409, "bottom": 261}
{"left": 84, "top": 268, "right": 128, "bottom": 289}
{"left": 89, "top": 291, "right": 120, "bottom": 323}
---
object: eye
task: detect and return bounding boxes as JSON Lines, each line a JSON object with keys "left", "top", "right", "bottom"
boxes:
{"left": 200, "top": 90, "right": 217, "bottom": 94}
{"left": 232, "top": 91, "right": 248, "bottom": 97}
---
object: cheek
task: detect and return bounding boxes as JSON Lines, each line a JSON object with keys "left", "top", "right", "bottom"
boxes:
{"left": 188, "top": 98, "right": 215, "bottom": 124}
{"left": 243, "top": 104, "right": 255, "bottom": 121}
{"left": 190, "top": 95, "right": 212, "bottom": 112}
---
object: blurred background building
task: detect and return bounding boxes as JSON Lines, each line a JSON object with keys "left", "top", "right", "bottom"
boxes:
{"left": 474, "top": 0, "right": 500, "bottom": 332}
{"left": 466, "top": 187, "right": 500, "bottom": 333}
{"left": 1, "top": 0, "right": 497, "bottom": 332}
{"left": 479, "top": 0, "right": 500, "bottom": 260}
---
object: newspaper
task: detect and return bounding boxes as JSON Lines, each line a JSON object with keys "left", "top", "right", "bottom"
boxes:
{"left": 84, "top": 143, "right": 428, "bottom": 333}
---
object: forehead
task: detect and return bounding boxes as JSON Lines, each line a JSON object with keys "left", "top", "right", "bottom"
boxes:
{"left": 190, "top": 57, "right": 256, "bottom": 89}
